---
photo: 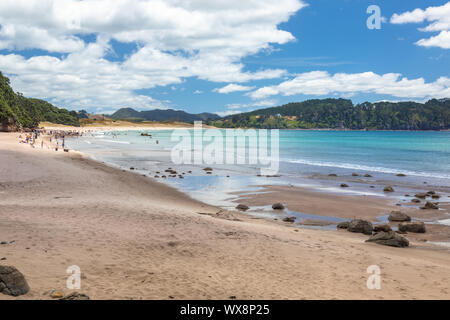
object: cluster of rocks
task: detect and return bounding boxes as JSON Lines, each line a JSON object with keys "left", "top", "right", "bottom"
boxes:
{"left": 337, "top": 210, "right": 427, "bottom": 248}
{"left": 235, "top": 202, "right": 286, "bottom": 212}
{"left": 152, "top": 168, "right": 194, "bottom": 179}
{"left": 236, "top": 203, "right": 295, "bottom": 223}
{"left": 338, "top": 181, "right": 395, "bottom": 193}
{"left": 409, "top": 191, "right": 440, "bottom": 209}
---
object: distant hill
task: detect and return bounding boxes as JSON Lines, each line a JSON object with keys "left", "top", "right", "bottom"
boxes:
{"left": 110, "top": 108, "right": 220, "bottom": 123}
{"left": 208, "top": 98, "right": 450, "bottom": 130}
{"left": 0, "top": 71, "right": 79, "bottom": 131}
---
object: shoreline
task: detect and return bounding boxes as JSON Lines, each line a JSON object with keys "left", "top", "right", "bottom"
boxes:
{"left": 1, "top": 131, "right": 450, "bottom": 300}
{"left": 64, "top": 127, "right": 450, "bottom": 244}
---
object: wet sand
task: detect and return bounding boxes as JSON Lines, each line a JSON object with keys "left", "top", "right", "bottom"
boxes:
{"left": 1, "top": 132, "right": 450, "bottom": 300}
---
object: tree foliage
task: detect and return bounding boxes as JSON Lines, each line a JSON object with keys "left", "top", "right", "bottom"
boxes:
{"left": 208, "top": 98, "right": 450, "bottom": 130}
{"left": 0, "top": 71, "right": 79, "bottom": 130}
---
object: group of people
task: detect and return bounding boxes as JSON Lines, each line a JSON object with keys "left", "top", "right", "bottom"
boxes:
{"left": 19, "top": 128, "right": 83, "bottom": 151}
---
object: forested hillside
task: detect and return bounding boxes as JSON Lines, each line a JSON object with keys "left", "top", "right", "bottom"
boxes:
{"left": 111, "top": 108, "right": 220, "bottom": 123}
{"left": 0, "top": 72, "right": 79, "bottom": 131}
{"left": 208, "top": 98, "right": 450, "bottom": 130}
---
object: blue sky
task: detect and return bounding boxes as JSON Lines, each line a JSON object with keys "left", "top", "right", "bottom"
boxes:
{"left": 0, "top": 0, "right": 449, "bottom": 116}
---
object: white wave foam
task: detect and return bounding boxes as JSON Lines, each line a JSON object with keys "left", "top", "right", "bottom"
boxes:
{"left": 428, "top": 241, "right": 450, "bottom": 248}
{"left": 436, "top": 219, "right": 450, "bottom": 226}
{"left": 99, "top": 140, "right": 131, "bottom": 144}
{"left": 284, "top": 158, "right": 450, "bottom": 179}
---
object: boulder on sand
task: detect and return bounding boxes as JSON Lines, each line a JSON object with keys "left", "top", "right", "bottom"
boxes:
{"left": 364, "top": 174, "right": 373, "bottom": 177}
{"left": 0, "top": 266, "right": 30, "bottom": 296}
{"left": 352, "top": 173, "right": 360, "bottom": 177}
{"left": 236, "top": 204, "right": 249, "bottom": 212}
{"left": 347, "top": 219, "right": 373, "bottom": 235}
{"left": 399, "top": 222, "right": 426, "bottom": 234}
{"left": 421, "top": 201, "right": 439, "bottom": 210}
{"left": 411, "top": 198, "right": 421, "bottom": 203}
{"left": 272, "top": 203, "right": 285, "bottom": 210}
{"left": 366, "top": 231, "right": 409, "bottom": 248}
{"left": 383, "top": 186, "right": 395, "bottom": 192}
{"left": 374, "top": 224, "right": 392, "bottom": 232}
{"left": 388, "top": 211, "right": 411, "bottom": 222}
{"left": 337, "top": 222, "right": 350, "bottom": 229}
{"left": 415, "top": 193, "right": 428, "bottom": 199}
{"left": 340, "top": 183, "right": 349, "bottom": 188}
{"left": 283, "top": 217, "right": 296, "bottom": 223}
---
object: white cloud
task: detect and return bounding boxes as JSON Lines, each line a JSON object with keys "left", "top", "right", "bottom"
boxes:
{"left": 216, "top": 99, "right": 277, "bottom": 116}
{"left": 249, "top": 71, "right": 450, "bottom": 100}
{"left": 213, "top": 84, "right": 256, "bottom": 94}
{"left": 215, "top": 110, "right": 243, "bottom": 117}
{"left": 0, "top": 0, "right": 306, "bottom": 111}
{"left": 391, "top": 2, "right": 450, "bottom": 49}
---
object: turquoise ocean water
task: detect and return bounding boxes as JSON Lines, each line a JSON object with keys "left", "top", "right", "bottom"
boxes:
{"left": 68, "top": 130, "right": 450, "bottom": 185}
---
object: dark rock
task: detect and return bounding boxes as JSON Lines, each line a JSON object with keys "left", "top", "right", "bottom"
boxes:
{"left": 411, "top": 198, "right": 421, "bottom": 203}
{"left": 340, "top": 183, "right": 349, "bottom": 188}
{"left": 283, "top": 217, "right": 296, "bottom": 223}
{"left": 352, "top": 173, "right": 360, "bottom": 177}
{"left": 203, "top": 167, "right": 213, "bottom": 171}
{"left": 60, "top": 292, "right": 90, "bottom": 300}
{"left": 328, "top": 174, "right": 337, "bottom": 177}
{"left": 364, "top": 174, "right": 373, "bottom": 177}
{"left": 431, "top": 194, "right": 441, "bottom": 199}
{"left": 272, "top": 203, "right": 285, "bottom": 210}
{"left": 347, "top": 219, "right": 373, "bottom": 235}
{"left": 383, "top": 186, "right": 395, "bottom": 192}
{"left": 421, "top": 201, "right": 439, "bottom": 210}
{"left": 0, "top": 241, "right": 7, "bottom": 245}
{"left": 427, "top": 191, "right": 436, "bottom": 195}
{"left": 374, "top": 224, "right": 392, "bottom": 232}
{"left": 0, "top": 266, "right": 30, "bottom": 296}
{"left": 337, "top": 222, "right": 350, "bottom": 229}
{"left": 236, "top": 204, "right": 249, "bottom": 212}
{"left": 366, "top": 231, "right": 409, "bottom": 248}
{"left": 396, "top": 174, "right": 406, "bottom": 177}
{"left": 415, "top": 193, "right": 428, "bottom": 199}
{"left": 399, "top": 222, "right": 426, "bottom": 234}
{"left": 388, "top": 211, "right": 411, "bottom": 222}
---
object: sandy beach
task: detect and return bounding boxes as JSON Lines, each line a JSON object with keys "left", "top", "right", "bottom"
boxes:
{"left": 1, "top": 131, "right": 450, "bottom": 300}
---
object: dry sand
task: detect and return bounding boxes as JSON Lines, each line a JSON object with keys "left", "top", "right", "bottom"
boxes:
{"left": 1, "top": 132, "right": 450, "bottom": 300}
